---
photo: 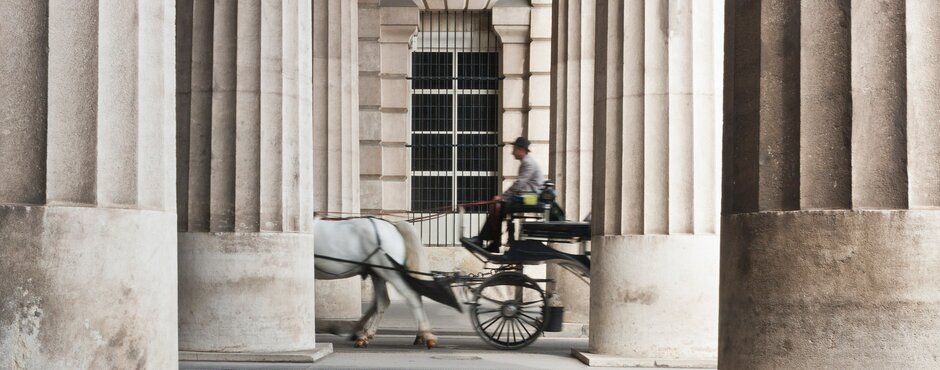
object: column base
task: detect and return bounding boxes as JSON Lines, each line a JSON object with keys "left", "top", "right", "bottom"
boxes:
{"left": 178, "top": 232, "right": 317, "bottom": 353}
{"left": 179, "top": 343, "right": 333, "bottom": 363}
{"left": 589, "top": 234, "right": 719, "bottom": 361}
{"left": 0, "top": 205, "right": 178, "bottom": 369}
{"left": 572, "top": 349, "right": 717, "bottom": 368}
{"left": 721, "top": 210, "right": 940, "bottom": 369}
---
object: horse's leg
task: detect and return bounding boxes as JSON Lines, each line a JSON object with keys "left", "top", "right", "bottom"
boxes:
{"left": 349, "top": 274, "right": 384, "bottom": 347}
{"left": 371, "top": 268, "right": 438, "bottom": 349}
{"left": 352, "top": 275, "right": 386, "bottom": 347}
{"left": 363, "top": 275, "right": 391, "bottom": 340}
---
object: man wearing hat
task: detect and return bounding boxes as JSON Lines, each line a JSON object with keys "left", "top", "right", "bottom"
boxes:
{"left": 463, "top": 136, "right": 545, "bottom": 252}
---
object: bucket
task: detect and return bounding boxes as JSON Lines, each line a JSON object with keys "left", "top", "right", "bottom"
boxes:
{"left": 544, "top": 306, "right": 565, "bottom": 332}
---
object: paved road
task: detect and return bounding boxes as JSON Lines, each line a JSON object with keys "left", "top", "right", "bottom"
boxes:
{"left": 181, "top": 333, "right": 596, "bottom": 370}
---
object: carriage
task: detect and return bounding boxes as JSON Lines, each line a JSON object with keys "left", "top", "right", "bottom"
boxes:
{"left": 430, "top": 181, "right": 592, "bottom": 349}
{"left": 314, "top": 181, "right": 592, "bottom": 350}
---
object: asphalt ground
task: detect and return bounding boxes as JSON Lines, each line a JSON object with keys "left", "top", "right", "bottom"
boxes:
{"left": 181, "top": 333, "right": 595, "bottom": 370}
{"left": 179, "top": 299, "right": 707, "bottom": 369}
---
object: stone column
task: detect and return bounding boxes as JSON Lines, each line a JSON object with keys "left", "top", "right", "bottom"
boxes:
{"left": 0, "top": 1, "right": 178, "bottom": 368}
{"left": 548, "top": 0, "right": 595, "bottom": 333}
{"left": 313, "top": 0, "right": 363, "bottom": 324}
{"left": 574, "top": 0, "right": 722, "bottom": 367}
{"left": 721, "top": 1, "right": 940, "bottom": 368}
{"left": 176, "top": 0, "right": 327, "bottom": 358}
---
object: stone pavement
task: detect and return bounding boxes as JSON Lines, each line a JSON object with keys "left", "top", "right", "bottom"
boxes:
{"left": 317, "top": 300, "right": 589, "bottom": 338}
{"left": 180, "top": 301, "right": 652, "bottom": 370}
{"left": 181, "top": 334, "right": 711, "bottom": 370}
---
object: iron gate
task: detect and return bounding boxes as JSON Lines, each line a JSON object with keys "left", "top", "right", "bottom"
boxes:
{"left": 408, "top": 11, "right": 501, "bottom": 246}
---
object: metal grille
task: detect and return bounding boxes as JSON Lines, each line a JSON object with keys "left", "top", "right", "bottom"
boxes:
{"left": 409, "top": 11, "right": 501, "bottom": 246}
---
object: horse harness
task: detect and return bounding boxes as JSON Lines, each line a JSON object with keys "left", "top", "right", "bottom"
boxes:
{"left": 314, "top": 217, "right": 434, "bottom": 277}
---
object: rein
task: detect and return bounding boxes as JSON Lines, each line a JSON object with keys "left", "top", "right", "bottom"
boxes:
{"left": 314, "top": 254, "right": 440, "bottom": 278}
{"left": 316, "top": 199, "right": 500, "bottom": 223}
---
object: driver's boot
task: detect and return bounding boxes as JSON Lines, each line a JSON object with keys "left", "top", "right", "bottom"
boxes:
{"left": 485, "top": 240, "right": 501, "bottom": 253}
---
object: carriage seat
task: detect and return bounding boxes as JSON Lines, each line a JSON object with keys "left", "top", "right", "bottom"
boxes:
{"left": 503, "top": 180, "right": 565, "bottom": 220}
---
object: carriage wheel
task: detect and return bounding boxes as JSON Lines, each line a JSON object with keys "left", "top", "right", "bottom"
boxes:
{"left": 469, "top": 271, "right": 546, "bottom": 350}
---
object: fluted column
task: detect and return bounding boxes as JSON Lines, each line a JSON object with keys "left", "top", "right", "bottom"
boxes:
{"left": 176, "top": 0, "right": 322, "bottom": 355}
{"left": 573, "top": 0, "right": 722, "bottom": 366}
{"left": 0, "top": 1, "right": 178, "bottom": 368}
{"left": 721, "top": 1, "right": 940, "bottom": 368}
{"left": 548, "top": 0, "right": 595, "bottom": 331}
{"left": 313, "top": 0, "right": 363, "bottom": 322}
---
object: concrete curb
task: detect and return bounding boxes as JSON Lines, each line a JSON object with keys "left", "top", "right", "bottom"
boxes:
{"left": 571, "top": 349, "right": 717, "bottom": 368}
{"left": 179, "top": 343, "right": 333, "bottom": 363}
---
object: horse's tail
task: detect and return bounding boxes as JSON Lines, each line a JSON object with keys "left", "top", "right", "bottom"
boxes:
{"left": 392, "top": 221, "right": 431, "bottom": 281}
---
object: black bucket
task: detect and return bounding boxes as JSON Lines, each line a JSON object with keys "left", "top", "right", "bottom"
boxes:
{"left": 544, "top": 306, "right": 565, "bottom": 332}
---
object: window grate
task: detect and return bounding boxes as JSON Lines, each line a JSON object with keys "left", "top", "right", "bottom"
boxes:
{"left": 409, "top": 11, "right": 501, "bottom": 246}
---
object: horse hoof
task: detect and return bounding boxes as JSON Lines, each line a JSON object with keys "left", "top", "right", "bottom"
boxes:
{"left": 425, "top": 339, "right": 437, "bottom": 349}
{"left": 413, "top": 336, "right": 425, "bottom": 345}
{"left": 354, "top": 338, "right": 369, "bottom": 348}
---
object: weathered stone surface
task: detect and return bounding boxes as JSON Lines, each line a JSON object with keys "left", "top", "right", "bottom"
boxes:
{"left": 723, "top": 2, "right": 940, "bottom": 367}
{"left": 178, "top": 232, "right": 317, "bottom": 352}
{"left": 1, "top": 1, "right": 178, "bottom": 368}
{"left": 582, "top": 0, "right": 722, "bottom": 364}
{"left": 720, "top": 210, "right": 940, "bottom": 369}
{"left": 590, "top": 235, "right": 719, "bottom": 362}
{"left": 0, "top": 206, "right": 178, "bottom": 370}
{"left": 176, "top": 1, "right": 319, "bottom": 354}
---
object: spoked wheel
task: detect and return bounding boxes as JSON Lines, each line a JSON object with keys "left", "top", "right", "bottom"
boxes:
{"left": 469, "top": 271, "right": 547, "bottom": 350}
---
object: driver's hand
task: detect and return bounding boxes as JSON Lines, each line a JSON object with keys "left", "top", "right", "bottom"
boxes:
{"left": 493, "top": 195, "right": 502, "bottom": 201}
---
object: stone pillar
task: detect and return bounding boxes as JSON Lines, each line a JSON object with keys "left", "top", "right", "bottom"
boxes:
{"left": 0, "top": 1, "right": 178, "bottom": 368}
{"left": 548, "top": 0, "right": 595, "bottom": 333}
{"left": 574, "top": 0, "right": 721, "bottom": 367}
{"left": 721, "top": 1, "right": 940, "bottom": 368}
{"left": 176, "top": 0, "right": 326, "bottom": 357}
{"left": 313, "top": 0, "right": 363, "bottom": 323}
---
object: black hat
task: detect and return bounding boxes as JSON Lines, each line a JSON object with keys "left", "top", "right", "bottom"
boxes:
{"left": 511, "top": 137, "right": 531, "bottom": 152}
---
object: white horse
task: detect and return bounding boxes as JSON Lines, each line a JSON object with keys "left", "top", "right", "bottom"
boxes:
{"left": 313, "top": 217, "right": 439, "bottom": 348}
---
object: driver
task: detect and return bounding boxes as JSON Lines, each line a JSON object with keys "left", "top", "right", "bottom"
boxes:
{"left": 463, "top": 136, "right": 545, "bottom": 252}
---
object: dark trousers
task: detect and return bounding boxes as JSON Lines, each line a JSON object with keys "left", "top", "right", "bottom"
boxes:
{"left": 478, "top": 201, "right": 506, "bottom": 241}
